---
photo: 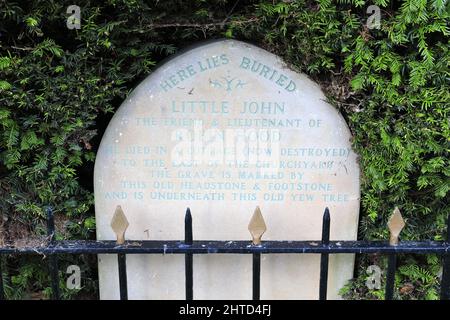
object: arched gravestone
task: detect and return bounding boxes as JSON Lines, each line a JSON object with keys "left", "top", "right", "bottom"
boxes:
{"left": 94, "top": 39, "right": 360, "bottom": 299}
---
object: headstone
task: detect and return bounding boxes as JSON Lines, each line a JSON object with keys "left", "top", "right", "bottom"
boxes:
{"left": 94, "top": 39, "right": 360, "bottom": 299}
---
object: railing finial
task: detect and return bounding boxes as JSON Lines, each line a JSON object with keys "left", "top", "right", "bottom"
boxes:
{"left": 248, "top": 206, "right": 267, "bottom": 245}
{"left": 111, "top": 205, "right": 129, "bottom": 245}
{"left": 185, "top": 207, "right": 193, "bottom": 245}
{"left": 46, "top": 206, "right": 56, "bottom": 243}
{"left": 388, "top": 207, "right": 405, "bottom": 246}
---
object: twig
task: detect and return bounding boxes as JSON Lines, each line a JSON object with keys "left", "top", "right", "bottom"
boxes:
{"left": 221, "top": 0, "right": 241, "bottom": 26}
{"left": 10, "top": 46, "right": 34, "bottom": 51}
{"left": 134, "top": 17, "right": 259, "bottom": 32}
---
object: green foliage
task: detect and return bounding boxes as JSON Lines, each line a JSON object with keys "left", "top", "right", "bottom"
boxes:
{"left": 0, "top": 0, "right": 448, "bottom": 299}
{"left": 1, "top": 255, "right": 98, "bottom": 300}
{"left": 341, "top": 254, "right": 442, "bottom": 300}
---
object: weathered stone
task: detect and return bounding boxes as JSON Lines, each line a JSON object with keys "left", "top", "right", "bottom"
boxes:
{"left": 94, "top": 39, "right": 360, "bottom": 299}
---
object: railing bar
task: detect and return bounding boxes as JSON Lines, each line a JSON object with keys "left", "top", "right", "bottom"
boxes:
{"left": 319, "top": 254, "right": 329, "bottom": 300}
{"left": 185, "top": 208, "right": 193, "bottom": 300}
{"left": 441, "top": 255, "right": 450, "bottom": 300}
{"left": 385, "top": 254, "right": 397, "bottom": 300}
{"left": 49, "top": 256, "right": 59, "bottom": 300}
{"left": 46, "top": 207, "right": 60, "bottom": 300}
{"left": 319, "top": 207, "right": 330, "bottom": 300}
{"left": 252, "top": 253, "right": 261, "bottom": 300}
{"left": 0, "top": 255, "right": 4, "bottom": 300}
{"left": 118, "top": 253, "right": 128, "bottom": 300}
{"left": 440, "top": 214, "right": 450, "bottom": 300}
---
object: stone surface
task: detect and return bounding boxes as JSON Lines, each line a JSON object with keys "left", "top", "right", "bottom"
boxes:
{"left": 94, "top": 39, "right": 360, "bottom": 299}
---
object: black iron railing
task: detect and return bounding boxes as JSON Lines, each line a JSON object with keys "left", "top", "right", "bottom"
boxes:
{"left": 0, "top": 207, "right": 449, "bottom": 300}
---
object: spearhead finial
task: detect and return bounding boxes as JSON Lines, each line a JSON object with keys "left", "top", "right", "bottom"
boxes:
{"left": 388, "top": 207, "right": 405, "bottom": 246}
{"left": 111, "top": 205, "right": 129, "bottom": 245}
{"left": 248, "top": 206, "right": 267, "bottom": 245}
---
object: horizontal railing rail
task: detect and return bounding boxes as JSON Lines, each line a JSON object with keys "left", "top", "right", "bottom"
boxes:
{"left": 0, "top": 240, "right": 449, "bottom": 255}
